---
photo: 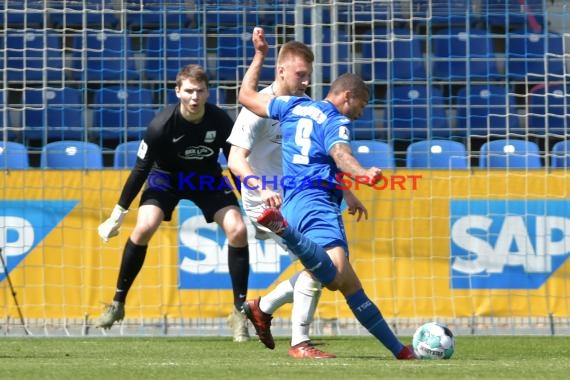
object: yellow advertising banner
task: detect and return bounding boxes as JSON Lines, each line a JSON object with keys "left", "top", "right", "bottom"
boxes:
{"left": 0, "top": 170, "right": 569, "bottom": 321}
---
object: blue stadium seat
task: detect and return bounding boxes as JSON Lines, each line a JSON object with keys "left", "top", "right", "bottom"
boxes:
{"left": 71, "top": 31, "right": 139, "bottom": 82}
{"left": 506, "top": 28, "right": 564, "bottom": 81}
{"left": 303, "top": 27, "right": 351, "bottom": 83}
{"left": 406, "top": 140, "right": 468, "bottom": 169}
{"left": 202, "top": 0, "right": 261, "bottom": 27}
{"left": 5, "top": 31, "right": 65, "bottom": 83}
{"left": 479, "top": 139, "right": 542, "bottom": 169}
{"left": 0, "top": 90, "right": 16, "bottom": 140}
{"left": 50, "top": 0, "right": 118, "bottom": 28}
{"left": 481, "top": 0, "right": 545, "bottom": 30}
{"left": 1, "top": 0, "right": 45, "bottom": 27}
{"left": 0, "top": 141, "right": 29, "bottom": 170}
{"left": 551, "top": 140, "right": 570, "bottom": 169}
{"left": 360, "top": 27, "right": 426, "bottom": 81}
{"left": 91, "top": 86, "right": 157, "bottom": 141}
{"left": 259, "top": 0, "right": 296, "bottom": 25}
{"left": 432, "top": 27, "right": 500, "bottom": 80}
{"left": 384, "top": 85, "right": 450, "bottom": 141}
{"left": 126, "top": 0, "right": 194, "bottom": 29}
{"left": 411, "top": 0, "right": 477, "bottom": 26}
{"left": 144, "top": 28, "right": 206, "bottom": 82}
{"left": 350, "top": 140, "right": 395, "bottom": 169}
{"left": 337, "top": 0, "right": 404, "bottom": 24}
{"left": 113, "top": 141, "right": 141, "bottom": 169}
{"left": 352, "top": 106, "right": 382, "bottom": 140}
{"left": 22, "top": 87, "right": 86, "bottom": 142}
{"left": 214, "top": 26, "right": 276, "bottom": 82}
{"left": 527, "top": 83, "right": 570, "bottom": 137}
{"left": 164, "top": 88, "right": 179, "bottom": 106}
{"left": 454, "top": 84, "right": 521, "bottom": 137}
{"left": 360, "top": 1, "right": 404, "bottom": 23}
{"left": 40, "top": 141, "right": 103, "bottom": 169}
{"left": 21, "top": 87, "right": 48, "bottom": 142}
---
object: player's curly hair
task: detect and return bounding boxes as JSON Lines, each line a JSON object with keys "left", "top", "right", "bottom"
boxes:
{"left": 329, "top": 73, "right": 369, "bottom": 101}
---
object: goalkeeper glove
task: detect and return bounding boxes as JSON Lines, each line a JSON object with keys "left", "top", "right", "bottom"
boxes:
{"left": 98, "top": 205, "right": 128, "bottom": 242}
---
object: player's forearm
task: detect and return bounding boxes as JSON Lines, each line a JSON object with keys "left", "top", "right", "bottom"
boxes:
{"left": 331, "top": 145, "right": 368, "bottom": 179}
{"left": 239, "top": 27, "right": 271, "bottom": 117}
{"left": 228, "top": 158, "right": 262, "bottom": 192}
{"left": 239, "top": 52, "right": 265, "bottom": 111}
{"left": 228, "top": 146, "right": 252, "bottom": 182}
{"left": 117, "top": 165, "right": 150, "bottom": 209}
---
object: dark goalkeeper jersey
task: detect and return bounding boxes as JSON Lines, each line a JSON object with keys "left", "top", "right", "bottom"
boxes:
{"left": 117, "top": 102, "right": 234, "bottom": 209}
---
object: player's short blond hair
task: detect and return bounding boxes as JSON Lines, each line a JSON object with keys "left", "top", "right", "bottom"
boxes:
{"left": 277, "top": 41, "right": 314, "bottom": 65}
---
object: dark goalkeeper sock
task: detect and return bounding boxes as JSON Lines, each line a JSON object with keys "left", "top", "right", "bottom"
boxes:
{"left": 228, "top": 245, "right": 250, "bottom": 310}
{"left": 113, "top": 238, "right": 148, "bottom": 303}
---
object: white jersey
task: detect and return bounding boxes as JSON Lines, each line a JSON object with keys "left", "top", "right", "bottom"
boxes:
{"left": 227, "top": 85, "right": 283, "bottom": 220}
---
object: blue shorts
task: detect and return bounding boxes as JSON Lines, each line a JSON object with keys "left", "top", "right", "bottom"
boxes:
{"left": 282, "top": 187, "right": 349, "bottom": 255}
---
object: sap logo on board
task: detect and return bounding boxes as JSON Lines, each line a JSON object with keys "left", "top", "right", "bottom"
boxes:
{"left": 0, "top": 200, "right": 78, "bottom": 282}
{"left": 450, "top": 200, "right": 570, "bottom": 289}
{"left": 178, "top": 200, "right": 292, "bottom": 290}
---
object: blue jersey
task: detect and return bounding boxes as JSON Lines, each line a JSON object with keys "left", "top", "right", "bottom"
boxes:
{"left": 267, "top": 96, "right": 352, "bottom": 202}
{"left": 267, "top": 95, "right": 352, "bottom": 251}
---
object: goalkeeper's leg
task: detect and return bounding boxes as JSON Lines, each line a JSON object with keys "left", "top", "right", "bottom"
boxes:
{"left": 96, "top": 238, "right": 147, "bottom": 329}
{"left": 217, "top": 206, "right": 251, "bottom": 342}
{"left": 96, "top": 205, "right": 162, "bottom": 329}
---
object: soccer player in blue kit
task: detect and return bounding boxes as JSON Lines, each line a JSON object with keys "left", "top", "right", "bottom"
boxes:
{"left": 237, "top": 27, "right": 415, "bottom": 360}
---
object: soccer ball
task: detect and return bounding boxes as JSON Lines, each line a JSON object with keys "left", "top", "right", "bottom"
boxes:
{"left": 412, "top": 322, "right": 455, "bottom": 359}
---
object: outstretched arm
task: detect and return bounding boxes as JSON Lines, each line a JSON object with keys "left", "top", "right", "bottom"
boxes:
{"left": 238, "top": 27, "right": 274, "bottom": 117}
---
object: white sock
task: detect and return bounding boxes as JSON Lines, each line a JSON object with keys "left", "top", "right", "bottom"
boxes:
{"left": 290, "top": 272, "right": 322, "bottom": 347}
{"left": 259, "top": 275, "right": 296, "bottom": 314}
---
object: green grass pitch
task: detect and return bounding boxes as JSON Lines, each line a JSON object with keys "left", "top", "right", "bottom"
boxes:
{"left": 0, "top": 336, "right": 567, "bottom": 379}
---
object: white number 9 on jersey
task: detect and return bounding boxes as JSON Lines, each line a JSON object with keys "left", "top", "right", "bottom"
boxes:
{"left": 292, "top": 118, "right": 313, "bottom": 164}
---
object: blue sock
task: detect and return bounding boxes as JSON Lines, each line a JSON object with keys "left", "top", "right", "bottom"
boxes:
{"left": 281, "top": 226, "right": 337, "bottom": 285}
{"left": 346, "top": 289, "right": 404, "bottom": 357}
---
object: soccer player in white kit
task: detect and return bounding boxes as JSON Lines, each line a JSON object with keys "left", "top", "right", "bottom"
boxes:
{"left": 227, "top": 41, "right": 337, "bottom": 358}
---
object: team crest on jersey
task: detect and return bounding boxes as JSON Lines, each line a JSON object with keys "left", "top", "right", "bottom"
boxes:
{"left": 180, "top": 146, "right": 215, "bottom": 159}
{"left": 338, "top": 126, "right": 350, "bottom": 140}
{"left": 204, "top": 131, "right": 216, "bottom": 143}
{"left": 137, "top": 140, "right": 148, "bottom": 159}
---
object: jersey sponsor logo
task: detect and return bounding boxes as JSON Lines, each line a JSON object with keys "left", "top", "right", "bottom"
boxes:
{"left": 269, "top": 134, "right": 282, "bottom": 145}
{"left": 179, "top": 145, "right": 215, "bottom": 160}
{"left": 204, "top": 131, "right": 216, "bottom": 143}
{"left": 450, "top": 200, "right": 570, "bottom": 289}
{"left": 178, "top": 200, "right": 292, "bottom": 289}
{"left": 0, "top": 200, "right": 78, "bottom": 282}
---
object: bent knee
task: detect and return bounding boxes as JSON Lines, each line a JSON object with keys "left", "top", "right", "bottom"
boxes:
{"left": 225, "top": 222, "right": 248, "bottom": 246}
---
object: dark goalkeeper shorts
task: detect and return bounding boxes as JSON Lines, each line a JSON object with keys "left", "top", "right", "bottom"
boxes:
{"left": 139, "top": 187, "right": 239, "bottom": 222}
